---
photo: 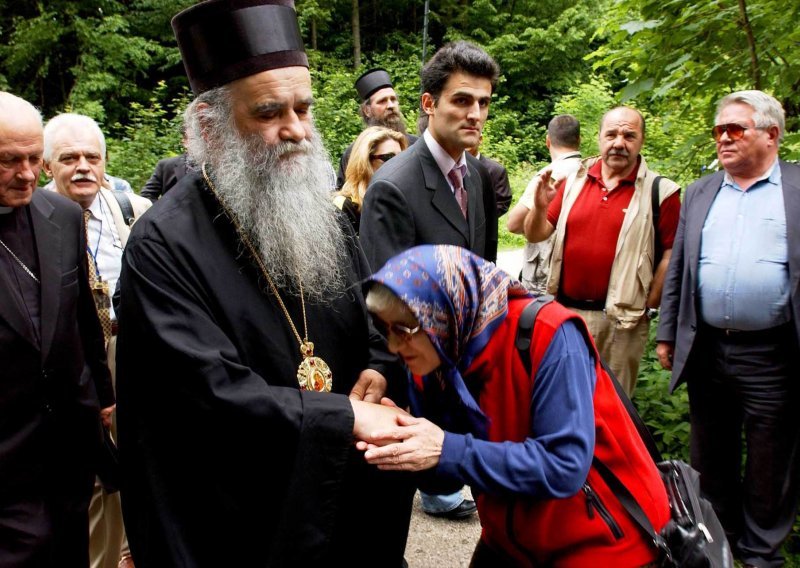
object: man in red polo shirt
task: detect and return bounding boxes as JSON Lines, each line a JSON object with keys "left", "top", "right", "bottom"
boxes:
{"left": 524, "top": 106, "right": 680, "bottom": 394}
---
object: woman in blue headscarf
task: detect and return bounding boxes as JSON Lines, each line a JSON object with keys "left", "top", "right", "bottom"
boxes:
{"left": 362, "top": 244, "right": 669, "bottom": 567}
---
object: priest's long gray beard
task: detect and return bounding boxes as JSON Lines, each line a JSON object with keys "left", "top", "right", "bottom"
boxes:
{"left": 187, "top": 99, "right": 347, "bottom": 302}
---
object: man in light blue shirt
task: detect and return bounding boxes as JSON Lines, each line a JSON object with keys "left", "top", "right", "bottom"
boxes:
{"left": 657, "top": 90, "right": 800, "bottom": 568}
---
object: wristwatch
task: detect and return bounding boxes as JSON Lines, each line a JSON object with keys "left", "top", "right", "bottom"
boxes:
{"left": 645, "top": 308, "right": 659, "bottom": 320}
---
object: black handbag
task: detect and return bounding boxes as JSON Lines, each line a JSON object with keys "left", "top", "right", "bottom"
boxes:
{"left": 515, "top": 298, "right": 733, "bottom": 567}
{"left": 594, "top": 362, "right": 733, "bottom": 568}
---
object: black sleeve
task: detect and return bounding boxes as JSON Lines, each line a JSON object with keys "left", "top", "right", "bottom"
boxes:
{"left": 656, "top": 184, "right": 691, "bottom": 343}
{"left": 359, "top": 178, "right": 416, "bottom": 271}
{"left": 335, "top": 144, "right": 354, "bottom": 190}
{"left": 140, "top": 161, "right": 164, "bottom": 203}
{"left": 492, "top": 163, "right": 512, "bottom": 216}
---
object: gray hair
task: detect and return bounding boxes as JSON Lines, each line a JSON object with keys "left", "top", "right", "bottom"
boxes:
{"left": 184, "top": 85, "right": 232, "bottom": 166}
{"left": 0, "top": 92, "right": 43, "bottom": 127}
{"left": 716, "top": 90, "right": 785, "bottom": 143}
{"left": 365, "top": 282, "right": 413, "bottom": 318}
{"left": 43, "top": 113, "right": 106, "bottom": 162}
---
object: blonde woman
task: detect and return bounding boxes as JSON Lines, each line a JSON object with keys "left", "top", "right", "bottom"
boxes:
{"left": 334, "top": 126, "right": 407, "bottom": 233}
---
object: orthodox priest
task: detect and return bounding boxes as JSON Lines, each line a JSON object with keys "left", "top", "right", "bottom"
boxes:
{"left": 115, "top": 1, "right": 414, "bottom": 566}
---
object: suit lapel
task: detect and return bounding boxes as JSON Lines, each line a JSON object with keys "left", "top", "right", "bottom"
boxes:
{"left": 687, "top": 172, "right": 724, "bottom": 278}
{"left": 30, "top": 191, "right": 63, "bottom": 362}
{"left": 418, "top": 143, "right": 469, "bottom": 241}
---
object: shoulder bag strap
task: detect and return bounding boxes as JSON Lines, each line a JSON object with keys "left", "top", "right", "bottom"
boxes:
{"left": 514, "top": 294, "right": 555, "bottom": 375}
{"left": 110, "top": 191, "right": 135, "bottom": 226}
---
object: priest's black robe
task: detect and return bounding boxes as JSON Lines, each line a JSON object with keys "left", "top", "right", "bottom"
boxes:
{"left": 116, "top": 172, "right": 413, "bottom": 567}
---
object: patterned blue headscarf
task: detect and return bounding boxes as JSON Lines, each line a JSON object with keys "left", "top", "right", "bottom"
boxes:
{"left": 369, "top": 245, "right": 530, "bottom": 436}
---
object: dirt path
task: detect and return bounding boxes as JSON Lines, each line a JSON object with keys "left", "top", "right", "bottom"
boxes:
{"left": 404, "top": 490, "right": 481, "bottom": 568}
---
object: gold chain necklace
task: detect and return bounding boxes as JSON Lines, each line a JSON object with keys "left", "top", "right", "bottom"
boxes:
{"left": 201, "top": 163, "right": 332, "bottom": 392}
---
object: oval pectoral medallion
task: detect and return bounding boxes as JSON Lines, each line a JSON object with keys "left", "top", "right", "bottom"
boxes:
{"left": 297, "top": 341, "right": 332, "bottom": 392}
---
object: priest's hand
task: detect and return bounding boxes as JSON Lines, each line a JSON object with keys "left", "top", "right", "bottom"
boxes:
{"left": 100, "top": 404, "right": 115, "bottom": 429}
{"left": 350, "top": 399, "right": 409, "bottom": 447}
{"left": 358, "top": 414, "right": 444, "bottom": 472}
{"left": 349, "top": 369, "right": 388, "bottom": 403}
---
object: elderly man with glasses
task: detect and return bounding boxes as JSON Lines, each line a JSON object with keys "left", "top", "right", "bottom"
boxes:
{"left": 657, "top": 90, "right": 800, "bottom": 568}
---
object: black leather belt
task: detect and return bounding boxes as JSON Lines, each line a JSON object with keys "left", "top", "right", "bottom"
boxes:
{"left": 706, "top": 322, "right": 791, "bottom": 342}
{"left": 556, "top": 294, "right": 605, "bottom": 311}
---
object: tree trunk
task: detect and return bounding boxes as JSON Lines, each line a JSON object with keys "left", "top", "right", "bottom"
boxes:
{"left": 352, "top": 0, "right": 361, "bottom": 69}
{"left": 311, "top": 17, "right": 317, "bottom": 51}
{"left": 737, "top": 0, "right": 761, "bottom": 90}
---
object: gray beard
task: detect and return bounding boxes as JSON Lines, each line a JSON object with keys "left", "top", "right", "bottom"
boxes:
{"left": 367, "top": 112, "right": 407, "bottom": 135}
{"left": 205, "top": 127, "right": 348, "bottom": 303}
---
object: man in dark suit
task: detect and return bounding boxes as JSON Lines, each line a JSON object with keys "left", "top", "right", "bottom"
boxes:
{"left": 657, "top": 90, "right": 800, "bottom": 567}
{"left": 0, "top": 92, "right": 113, "bottom": 566}
{"left": 140, "top": 153, "right": 188, "bottom": 202}
{"left": 360, "top": 41, "right": 500, "bottom": 271}
{"left": 468, "top": 134, "right": 511, "bottom": 217}
{"left": 359, "top": 41, "right": 499, "bottom": 520}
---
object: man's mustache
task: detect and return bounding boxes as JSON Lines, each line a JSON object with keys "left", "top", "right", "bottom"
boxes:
{"left": 71, "top": 173, "right": 98, "bottom": 182}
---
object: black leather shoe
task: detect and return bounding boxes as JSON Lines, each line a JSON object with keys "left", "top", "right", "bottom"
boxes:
{"left": 424, "top": 499, "right": 477, "bottom": 520}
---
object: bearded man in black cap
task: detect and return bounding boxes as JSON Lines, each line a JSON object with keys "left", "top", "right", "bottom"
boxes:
{"left": 335, "top": 68, "right": 418, "bottom": 188}
{"left": 115, "top": 1, "right": 414, "bottom": 566}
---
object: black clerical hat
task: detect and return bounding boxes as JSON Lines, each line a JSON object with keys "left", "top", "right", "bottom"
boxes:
{"left": 354, "top": 68, "right": 393, "bottom": 102}
{"left": 172, "top": 0, "right": 308, "bottom": 95}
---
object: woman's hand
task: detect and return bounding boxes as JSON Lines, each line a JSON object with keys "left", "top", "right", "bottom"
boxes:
{"left": 357, "top": 414, "right": 445, "bottom": 472}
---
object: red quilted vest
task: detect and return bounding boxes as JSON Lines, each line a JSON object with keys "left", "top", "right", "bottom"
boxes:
{"left": 464, "top": 298, "right": 670, "bottom": 567}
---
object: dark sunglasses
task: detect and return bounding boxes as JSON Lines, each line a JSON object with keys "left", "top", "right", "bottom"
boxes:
{"left": 370, "top": 152, "right": 397, "bottom": 163}
{"left": 373, "top": 318, "right": 421, "bottom": 342}
{"left": 711, "top": 123, "right": 751, "bottom": 142}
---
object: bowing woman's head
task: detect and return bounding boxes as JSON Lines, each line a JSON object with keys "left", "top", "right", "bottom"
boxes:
{"left": 366, "top": 245, "right": 529, "bottom": 374}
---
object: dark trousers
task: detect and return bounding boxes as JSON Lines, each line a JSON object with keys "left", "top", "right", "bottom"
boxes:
{"left": 687, "top": 325, "right": 800, "bottom": 568}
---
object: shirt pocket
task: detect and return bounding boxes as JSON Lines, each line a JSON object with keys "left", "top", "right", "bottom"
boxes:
{"left": 759, "top": 216, "right": 788, "bottom": 264}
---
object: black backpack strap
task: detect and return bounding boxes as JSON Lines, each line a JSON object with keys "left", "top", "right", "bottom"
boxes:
{"left": 515, "top": 292, "right": 663, "bottom": 462}
{"left": 651, "top": 175, "right": 663, "bottom": 264}
{"left": 592, "top": 457, "right": 670, "bottom": 557}
{"left": 110, "top": 191, "right": 135, "bottom": 226}
{"left": 515, "top": 294, "right": 554, "bottom": 375}
{"left": 601, "top": 356, "right": 663, "bottom": 462}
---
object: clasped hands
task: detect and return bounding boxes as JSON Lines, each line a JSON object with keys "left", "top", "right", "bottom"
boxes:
{"left": 348, "top": 370, "right": 443, "bottom": 472}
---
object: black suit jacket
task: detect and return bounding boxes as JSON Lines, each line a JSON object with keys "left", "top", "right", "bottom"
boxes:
{"left": 360, "top": 137, "right": 489, "bottom": 270}
{"left": 657, "top": 160, "right": 800, "bottom": 391}
{"left": 479, "top": 155, "right": 512, "bottom": 216}
{"left": 0, "top": 189, "right": 111, "bottom": 495}
{"left": 141, "top": 155, "right": 188, "bottom": 202}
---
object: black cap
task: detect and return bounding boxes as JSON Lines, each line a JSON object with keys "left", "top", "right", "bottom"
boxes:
{"left": 354, "top": 68, "right": 393, "bottom": 102}
{"left": 172, "top": 0, "right": 308, "bottom": 95}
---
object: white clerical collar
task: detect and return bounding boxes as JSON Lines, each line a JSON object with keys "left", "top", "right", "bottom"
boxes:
{"left": 0, "top": 206, "right": 13, "bottom": 215}
{"left": 423, "top": 129, "right": 469, "bottom": 180}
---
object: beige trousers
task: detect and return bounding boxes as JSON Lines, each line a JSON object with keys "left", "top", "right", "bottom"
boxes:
{"left": 570, "top": 308, "right": 650, "bottom": 396}
{"left": 89, "top": 336, "right": 130, "bottom": 568}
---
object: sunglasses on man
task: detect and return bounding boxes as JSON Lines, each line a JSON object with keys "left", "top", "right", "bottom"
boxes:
{"left": 711, "top": 123, "right": 754, "bottom": 142}
{"left": 370, "top": 152, "right": 397, "bottom": 163}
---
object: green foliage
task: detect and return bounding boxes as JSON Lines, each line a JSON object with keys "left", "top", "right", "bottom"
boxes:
{"left": 104, "top": 81, "right": 189, "bottom": 192}
{"left": 632, "top": 320, "right": 690, "bottom": 461}
{"left": 590, "top": 0, "right": 800, "bottom": 182}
